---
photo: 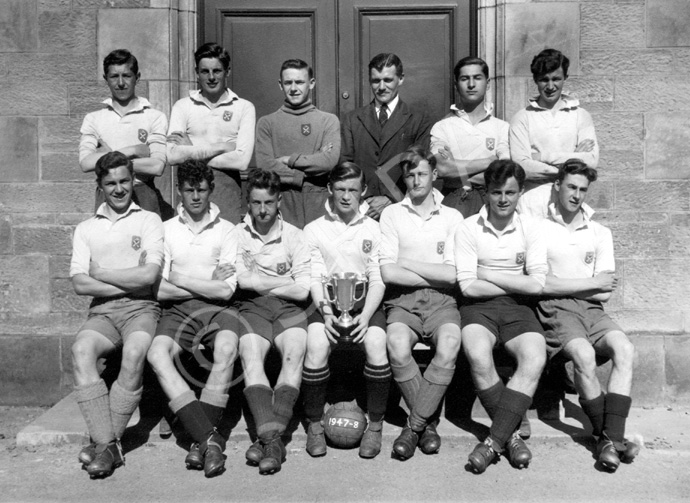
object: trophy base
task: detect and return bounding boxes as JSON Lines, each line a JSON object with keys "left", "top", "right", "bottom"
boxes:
{"left": 335, "top": 324, "right": 357, "bottom": 344}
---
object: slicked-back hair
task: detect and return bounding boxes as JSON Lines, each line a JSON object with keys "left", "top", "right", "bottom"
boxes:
{"left": 194, "top": 42, "right": 231, "bottom": 71}
{"left": 453, "top": 56, "right": 489, "bottom": 81}
{"left": 399, "top": 145, "right": 437, "bottom": 174}
{"left": 530, "top": 48, "right": 569, "bottom": 80}
{"left": 557, "top": 159, "right": 598, "bottom": 183}
{"left": 368, "top": 53, "right": 403, "bottom": 78}
{"left": 95, "top": 151, "right": 133, "bottom": 185}
{"left": 177, "top": 159, "right": 215, "bottom": 191}
{"left": 246, "top": 169, "right": 281, "bottom": 199}
{"left": 484, "top": 159, "right": 526, "bottom": 190}
{"left": 280, "top": 59, "right": 313, "bottom": 80}
{"left": 329, "top": 161, "right": 365, "bottom": 190}
{"left": 103, "top": 49, "right": 138, "bottom": 76}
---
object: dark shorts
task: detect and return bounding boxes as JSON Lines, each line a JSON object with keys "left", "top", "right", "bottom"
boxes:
{"left": 460, "top": 295, "right": 544, "bottom": 346}
{"left": 537, "top": 297, "right": 623, "bottom": 357}
{"left": 156, "top": 298, "right": 240, "bottom": 352}
{"left": 80, "top": 298, "right": 160, "bottom": 347}
{"left": 385, "top": 287, "right": 461, "bottom": 343}
{"left": 236, "top": 295, "right": 308, "bottom": 343}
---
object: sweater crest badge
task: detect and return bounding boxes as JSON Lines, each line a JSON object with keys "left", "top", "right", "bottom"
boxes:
{"left": 437, "top": 242, "right": 445, "bottom": 255}
{"left": 132, "top": 236, "right": 142, "bottom": 251}
{"left": 223, "top": 111, "right": 233, "bottom": 122}
{"left": 585, "top": 252, "right": 594, "bottom": 264}
{"left": 276, "top": 262, "right": 287, "bottom": 275}
{"left": 301, "top": 124, "right": 311, "bottom": 136}
{"left": 516, "top": 252, "right": 525, "bottom": 265}
{"left": 362, "top": 240, "right": 372, "bottom": 253}
{"left": 138, "top": 129, "right": 148, "bottom": 143}
{"left": 486, "top": 138, "right": 495, "bottom": 151}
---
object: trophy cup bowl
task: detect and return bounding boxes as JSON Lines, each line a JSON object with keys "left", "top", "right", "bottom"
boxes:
{"left": 322, "top": 272, "right": 367, "bottom": 343}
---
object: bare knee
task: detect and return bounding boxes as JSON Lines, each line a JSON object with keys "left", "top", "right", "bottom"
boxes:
{"left": 611, "top": 336, "right": 635, "bottom": 370}
{"left": 434, "top": 329, "right": 462, "bottom": 368}
{"left": 387, "top": 326, "right": 414, "bottom": 365}
{"left": 213, "top": 336, "right": 238, "bottom": 366}
{"left": 567, "top": 342, "right": 597, "bottom": 377}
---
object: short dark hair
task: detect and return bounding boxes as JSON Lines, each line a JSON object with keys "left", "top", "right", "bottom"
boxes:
{"left": 177, "top": 159, "right": 215, "bottom": 191}
{"left": 399, "top": 145, "right": 437, "bottom": 174}
{"left": 280, "top": 59, "right": 313, "bottom": 80}
{"left": 194, "top": 42, "right": 231, "bottom": 71}
{"left": 454, "top": 56, "right": 489, "bottom": 81}
{"left": 329, "top": 161, "right": 365, "bottom": 190}
{"left": 484, "top": 159, "right": 526, "bottom": 190}
{"left": 369, "top": 53, "right": 403, "bottom": 78}
{"left": 530, "top": 48, "right": 569, "bottom": 80}
{"left": 103, "top": 49, "right": 138, "bottom": 76}
{"left": 246, "top": 169, "right": 281, "bottom": 199}
{"left": 95, "top": 151, "right": 133, "bottom": 185}
{"left": 557, "top": 159, "right": 598, "bottom": 183}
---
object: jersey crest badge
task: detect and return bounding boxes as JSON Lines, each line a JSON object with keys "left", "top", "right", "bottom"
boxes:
{"left": 277, "top": 262, "right": 287, "bottom": 275}
{"left": 138, "top": 129, "right": 148, "bottom": 143}
{"left": 585, "top": 252, "right": 594, "bottom": 264}
{"left": 516, "top": 252, "right": 525, "bottom": 265}
{"left": 223, "top": 110, "right": 233, "bottom": 122}
{"left": 486, "top": 138, "right": 495, "bottom": 151}
{"left": 362, "top": 239, "right": 372, "bottom": 253}
{"left": 437, "top": 242, "right": 445, "bottom": 255}
{"left": 132, "top": 236, "right": 141, "bottom": 251}
{"left": 302, "top": 124, "right": 311, "bottom": 136}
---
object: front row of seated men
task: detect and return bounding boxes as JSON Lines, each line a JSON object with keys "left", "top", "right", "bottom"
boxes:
{"left": 70, "top": 148, "right": 638, "bottom": 479}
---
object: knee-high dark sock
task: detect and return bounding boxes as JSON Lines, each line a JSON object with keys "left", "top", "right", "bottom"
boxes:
{"left": 409, "top": 363, "right": 455, "bottom": 431}
{"left": 200, "top": 389, "right": 229, "bottom": 427}
{"left": 490, "top": 388, "right": 532, "bottom": 450}
{"left": 477, "top": 380, "right": 506, "bottom": 420}
{"left": 364, "top": 362, "right": 392, "bottom": 423}
{"left": 580, "top": 392, "right": 605, "bottom": 437}
{"left": 244, "top": 384, "right": 280, "bottom": 441}
{"left": 169, "top": 390, "right": 215, "bottom": 445}
{"left": 302, "top": 365, "right": 330, "bottom": 423}
{"left": 603, "top": 393, "right": 631, "bottom": 445}
{"left": 273, "top": 384, "right": 300, "bottom": 434}
{"left": 391, "top": 358, "right": 423, "bottom": 412}
{"left": 74, "top": 379, "right": 115, "bottom": 445}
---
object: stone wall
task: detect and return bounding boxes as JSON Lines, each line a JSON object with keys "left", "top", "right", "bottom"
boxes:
{"left": 1, "top": 0, "right": 688, "bottom": 406}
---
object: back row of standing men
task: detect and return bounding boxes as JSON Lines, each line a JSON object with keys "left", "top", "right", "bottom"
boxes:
{"left": 70, "top": 42, "right": 636, "bottom": 480}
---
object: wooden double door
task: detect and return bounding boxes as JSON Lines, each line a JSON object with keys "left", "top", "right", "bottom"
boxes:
{"left": 200, "top": 0, "right": 475, "bottom": 123}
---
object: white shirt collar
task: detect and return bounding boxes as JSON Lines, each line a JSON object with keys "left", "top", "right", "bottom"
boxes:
{"left": 376, "top": 95, "right": 399, "bottom": 116}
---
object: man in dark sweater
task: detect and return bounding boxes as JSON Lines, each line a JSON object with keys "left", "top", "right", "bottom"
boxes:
{"left": 255, "top": 59, "right": 340, "bottom": 228}
{"left": 340, "top": 53, "right": 433, "bottom": 220}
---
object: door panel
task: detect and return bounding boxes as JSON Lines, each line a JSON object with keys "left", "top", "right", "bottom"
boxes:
{"left": 338, "top": 0, "right": 471, "bottom": 121}
{"left": 203, "top": 0, "right": 337, "bottom": 120}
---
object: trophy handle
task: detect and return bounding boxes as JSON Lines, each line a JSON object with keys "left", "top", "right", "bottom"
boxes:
{"left": 322, "top": 276, "right": 337, "bottom": 303}
{"left": 352, "top": 277, "right": 367, "bottom": 303}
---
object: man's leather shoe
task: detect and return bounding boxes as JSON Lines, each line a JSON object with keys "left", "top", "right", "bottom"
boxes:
{"left": 306, "top": 421, "right": 327, "bottom": 457}
{"left": 86, "top": 441, "right": 124, "bottom": 479}
{"left": 200, "top": 430, "right": 226, "bottom": 478}
{"left": 359, "top": 420, "right": 383, "bottom": 459}
{"left": 621, "top": 439, "right": 641, "bottom": 464}
{"left": 259, "top": 436, "right": 286, "bottom": 475}
{"left": 418, "top": 422, "right": 441, "bottom": 455}
{"left": 506, "top": 431, "right": 532, "bottom": 468}
{"left": 185, "top": 442, "right": 204, "bottom": 470}
{"left": 78, "top": 442, "right": 96, "bottom": 466}
{"left": 467, "top": 437, "right": 498, "bottom": 474}
{"left": 392, "top": 425, "right": 419, "bottom": 460}
{"left": 597, "top": 435, "right": 620, "bottom": 472}
{"left": 245, "top": 440, "right": 264, "bottom": 465}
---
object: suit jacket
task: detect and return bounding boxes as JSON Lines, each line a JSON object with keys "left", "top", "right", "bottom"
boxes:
{"left": 340, "top": 99, "right": 432, "bottom": 202}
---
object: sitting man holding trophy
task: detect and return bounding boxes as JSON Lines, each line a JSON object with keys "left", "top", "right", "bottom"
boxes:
{"left": 302, "top": 162, "right": 391, "bottom": 459}
{"left": 379, "top": 146, "right": 464, "bottom": 460}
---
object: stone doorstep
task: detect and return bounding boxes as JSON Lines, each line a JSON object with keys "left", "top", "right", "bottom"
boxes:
{"left": 18, "top": 391, "right": 685, "bottom": 450}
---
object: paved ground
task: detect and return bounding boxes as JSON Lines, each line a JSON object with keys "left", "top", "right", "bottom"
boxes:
{"left": 2, "top": 401, "right": 690, "bottom": 502}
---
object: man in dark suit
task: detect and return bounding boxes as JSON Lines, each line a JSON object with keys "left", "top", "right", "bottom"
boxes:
{"left": 340, "top": 53, "right": 433, "bottom": 220}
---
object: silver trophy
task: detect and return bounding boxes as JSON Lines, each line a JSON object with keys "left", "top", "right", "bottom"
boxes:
{"left": 322, "top": 272, "right": 368, "bottom": 343}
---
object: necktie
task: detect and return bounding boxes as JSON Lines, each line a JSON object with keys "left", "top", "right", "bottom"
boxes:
{"left": 379, "top": 104, "right": 388, "bottom": 127}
